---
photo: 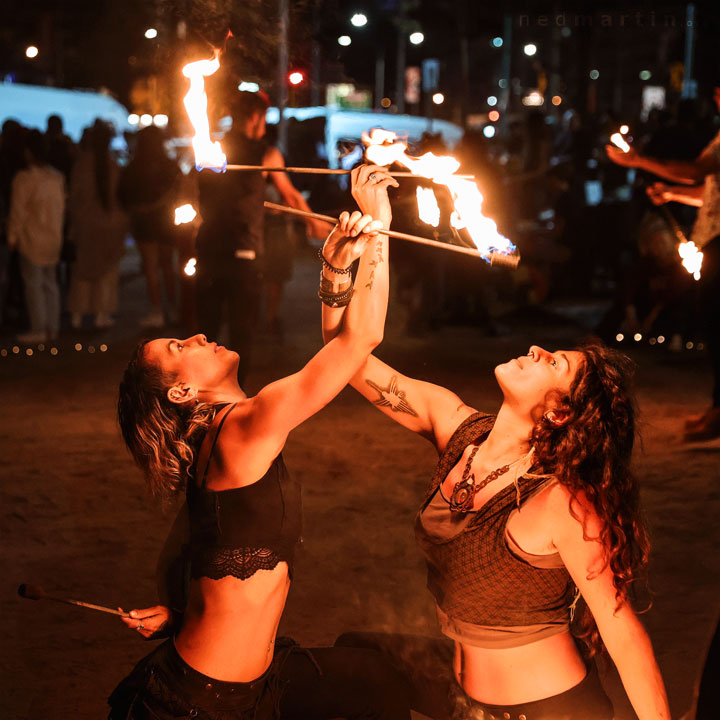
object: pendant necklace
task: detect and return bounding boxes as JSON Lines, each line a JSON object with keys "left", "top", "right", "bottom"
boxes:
{"left": 448, "top": 444, "right": 522, "bottom": 513}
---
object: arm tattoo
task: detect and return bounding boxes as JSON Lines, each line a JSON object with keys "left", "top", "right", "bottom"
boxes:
{"left": 365, "top": 375, "right": 418, "bottom": 416}
{"left": 365, "top": 239, "right": 385, "bottom": 289}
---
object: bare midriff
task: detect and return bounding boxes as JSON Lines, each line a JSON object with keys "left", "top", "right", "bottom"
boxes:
{"left": 174, "top": 563, "right": 291, "bottom": 682}
{"left": 457, "top": 629, "right": 588, "bottom": 704}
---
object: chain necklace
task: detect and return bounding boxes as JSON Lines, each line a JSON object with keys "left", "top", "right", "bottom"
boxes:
{"left": 447, "top": 444, "right": 513, "bottom": 513}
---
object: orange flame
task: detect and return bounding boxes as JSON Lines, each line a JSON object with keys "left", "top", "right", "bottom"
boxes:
{"left": 182, "top": 51, "right": 227, "bottom": 172}
{"left": 363, "top": 129, "right": 515, "bottom": 260}
{"left": 174, "top": 204, "right": 197, "bottom": 225}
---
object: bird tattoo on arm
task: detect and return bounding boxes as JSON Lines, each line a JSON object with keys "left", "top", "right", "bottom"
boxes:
{"left": 365, "top": 375, "right": 418, "bottom": 416}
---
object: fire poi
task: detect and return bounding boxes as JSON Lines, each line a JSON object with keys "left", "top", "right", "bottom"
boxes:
{"left": 610, "top": 131, "right": 703, "bottom": 280}
{"left": 179, "top": 53, "right": 519, "bottom": 267}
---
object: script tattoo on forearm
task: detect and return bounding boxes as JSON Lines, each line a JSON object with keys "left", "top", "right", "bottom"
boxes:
{"left": 365, "top": 375, "right": 418, "bottom": 416}
{"left": 365, "top": 239, "right": 385, "bottom": 290}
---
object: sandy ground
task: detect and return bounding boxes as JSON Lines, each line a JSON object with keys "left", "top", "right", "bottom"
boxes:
{"left": 1, "top": 249, "right": 719, "bottom": 720}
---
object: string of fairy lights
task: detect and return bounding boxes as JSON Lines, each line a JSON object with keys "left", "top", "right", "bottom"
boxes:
{"left": 0, "top": 343, "right": 109, "bottom": 358}
{"left": 615, "top": 333, "right": 705, "bottom": 351}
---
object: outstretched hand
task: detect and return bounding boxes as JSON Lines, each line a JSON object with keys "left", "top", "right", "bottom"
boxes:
{"left": 646, "top": 182, "right": 670, "bottom": 206}
{"left": 119, "top": 604, "right": 172, "bottom": 640}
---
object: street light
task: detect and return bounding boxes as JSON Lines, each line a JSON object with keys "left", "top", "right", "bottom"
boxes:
{"left": 25, "top": 45, "right": 39, "bottom": 59}
{"left": 144, "top": 28, "right": 158, "bottom": 39}
{"left": 409, "top": 32, "right": 424, "bottom": 45}
{"left": 523, "top": 43, "right": 537, "bottom": 56}
{"left": 350, "top": 13, "right": 367, "bottom": 27}
{"left": 288, "top": 71, "right": 305, "bottom": 86}
{"left": 338, "top": 35, "right": 352, "bottom": 46}
{"left": 432, "top": 93, "right": 444, "bottom": 105}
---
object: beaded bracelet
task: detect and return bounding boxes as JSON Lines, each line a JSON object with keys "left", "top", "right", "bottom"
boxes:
{"left": 318, "top": 247, "right": 353, "bottom": 276}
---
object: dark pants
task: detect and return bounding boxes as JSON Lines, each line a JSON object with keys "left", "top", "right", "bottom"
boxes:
{"left": 699, "top": 235, "right": 720, "bottom": 407}
{"left": 335, "top": 631, "right": 614, "bottom": 720}
{"left": 195, "top": 258, "right": 261, "bottom": 386}
{"left": 108, "top": 638, "right": 411, "bottom": 720}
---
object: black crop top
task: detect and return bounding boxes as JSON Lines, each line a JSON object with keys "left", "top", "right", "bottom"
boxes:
{"left": 187, "top": 404, "right": 302, "bottom": 581}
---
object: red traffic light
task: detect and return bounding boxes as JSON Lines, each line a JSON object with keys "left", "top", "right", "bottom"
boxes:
{"left": 288, "top": 70, "right": 305, "bottom": 86}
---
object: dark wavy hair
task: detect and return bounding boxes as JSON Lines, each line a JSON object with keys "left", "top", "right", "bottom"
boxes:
{"left": 530, "top": 342, "right": 650, "bottom": 659}
{"left": 118, "top": 342, "right": 216, "bottom": 501}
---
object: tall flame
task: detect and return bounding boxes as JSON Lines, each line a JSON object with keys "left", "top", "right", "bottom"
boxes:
{"left": 182, "top": 52, "right": 227, "bottom": 172}
{"left": 678, "top": 240, "right": 703, "bottom": 280}
{"left": 364, "top": 129, "right": 515, "bottom": 261}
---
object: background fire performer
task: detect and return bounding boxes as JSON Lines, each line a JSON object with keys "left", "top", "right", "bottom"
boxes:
{"left": 194, "top": 90, "right": 330, "bottom": 385}
{"left": 322, "top": 188, "right": 670, "bottom": 719}
{"left": 606, "top": 79, "right": 720, "bottom": 443}
{"left": 109, "top": 166, "right": 411, "bottom": 720}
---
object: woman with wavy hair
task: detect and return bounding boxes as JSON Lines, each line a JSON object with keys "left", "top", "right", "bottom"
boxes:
{"left": 324, "top": 225, "right": 670, "bottom": 716}
{"left": 108, "top": 166, "right": 411, "bottom": 720}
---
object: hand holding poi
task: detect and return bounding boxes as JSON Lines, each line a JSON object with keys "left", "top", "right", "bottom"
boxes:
{"left": 351, "top": 164, "right": 399, "bottom": 228}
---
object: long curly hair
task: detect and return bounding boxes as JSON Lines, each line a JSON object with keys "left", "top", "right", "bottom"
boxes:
{"left": 530, "top": 342, "right": 650, "bottom": 659}
{"left": 118, "top": 342, "right": 216, "bottom": 501}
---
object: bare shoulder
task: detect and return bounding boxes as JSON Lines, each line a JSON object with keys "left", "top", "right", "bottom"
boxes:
{"left": 544, "top": 482, "right": 604, "bottom": 543}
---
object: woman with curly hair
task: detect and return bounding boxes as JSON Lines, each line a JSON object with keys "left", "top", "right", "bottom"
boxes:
{"left": 324, "top": 273, "right": 670, "bottom": 715}
{"left": 108, "top": 166, "right": 411, "bottom": 720}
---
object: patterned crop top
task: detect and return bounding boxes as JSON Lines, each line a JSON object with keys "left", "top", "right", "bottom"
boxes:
{"left": 415, "top": 412, "right": 576, "bottom": 632}
{"left": 187, "top": 403, "right": 302, "bottom": 581}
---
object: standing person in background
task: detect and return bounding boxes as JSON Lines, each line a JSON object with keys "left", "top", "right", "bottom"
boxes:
{"left": 606, "top": 80, "right": 720, "bottom": 442}
{"left": 67, "top": 120, "right": 127, "bottom": 329}
{"left": 195, "top": 91, "right": 328, "bottom": 384}
{"left": 7, "top": 129, "right": 65, "bottom": 344}
{"left": 118, "top": 126, "right": 180, "bottom": 328}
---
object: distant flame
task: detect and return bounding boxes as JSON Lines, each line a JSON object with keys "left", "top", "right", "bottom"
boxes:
{"left": 363, "top": 129, "right": 515, "bottom": 261}
{"left": 174, "top": 204, "right": 197, "bottom": 225}
{"left": 610, "top": 132, "right": 631, "bottom": 153}
{"left": 184, "top": 257, "right": 197, "bottom": 277}
{"left": 416, "top": 187, "right": 440, "bottom": 227}
{"left": 678, "top": 240, "right": 703, "bottom": 280}
{"left": 182, "top": 52, "right": 227, "bottom": 172}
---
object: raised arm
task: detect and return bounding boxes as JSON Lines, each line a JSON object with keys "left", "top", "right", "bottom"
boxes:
{"left": 244, "top": 165, "right": 394, "bottom": 446}
{"left": 550, "top": 487, "right": 671, "bottom": 720}
{"left": 606, "top": 140, "right": 720, "bottom": 185}
{"left": 321, "top": 167, "right": 476, "bottom": 453}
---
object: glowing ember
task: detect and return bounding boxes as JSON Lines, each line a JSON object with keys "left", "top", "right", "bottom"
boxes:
{"left": 610, "top": 132, "right": 631, "bottom": 153}
{"left": 678, "top": 240, "right": 703, "bottom": 280}
{"left": 174, "top": 204, "right": 197, "bottom": 225}
{"left": 182, "top": 52, "right": 227, "bottom": 172}
{"left": 363, "top": 129, "right": 515, "bottom": 261}
{"left": 416, "top": 187, "right": 440, "bottom": 227}
{"left": 184, "top": 257, "right": 197, "bottom": 277}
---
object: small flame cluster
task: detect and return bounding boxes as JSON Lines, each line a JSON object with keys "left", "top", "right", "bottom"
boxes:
{"left": 363, "top": 129, "right": 515, "bottom": 261}
{"left": 174, "top": 203, "right": 197, "bottom": 225}
{"left": 678, "top": 240, "right": 703, "bottom": 280}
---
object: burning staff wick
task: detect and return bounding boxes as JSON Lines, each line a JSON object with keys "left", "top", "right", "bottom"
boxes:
{"left": 361, "top": 129, "right": 516, "bottom": 264}
{"left": 263, "top": 201, "right": 520, "bottom": 267}
{"left": 610, "top": 132, "right": 631, "bottom": 153}
{"left": 175, "top": 204, "right": 197, "bottom": 225}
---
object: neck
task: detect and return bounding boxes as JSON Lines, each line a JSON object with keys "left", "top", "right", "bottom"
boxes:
{"left": 482, "top": 403, "right": 534, "bottom": 465}
{"left": 201, "top": 379, "right": 247, "bottom": 406}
